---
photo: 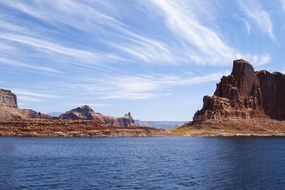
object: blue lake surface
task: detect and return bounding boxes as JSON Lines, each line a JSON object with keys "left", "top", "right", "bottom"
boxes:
{"left": 1, "top": 137, "right": 285, "bottom": 190}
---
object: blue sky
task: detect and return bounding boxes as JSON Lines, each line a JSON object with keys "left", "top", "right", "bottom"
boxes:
{"left": 0, "top": 0, "right": 284, "bottom": 121}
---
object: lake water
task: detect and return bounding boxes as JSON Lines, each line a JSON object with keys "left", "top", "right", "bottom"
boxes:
{"left": 0, "top": 137, "right": 285, "bottom": 190}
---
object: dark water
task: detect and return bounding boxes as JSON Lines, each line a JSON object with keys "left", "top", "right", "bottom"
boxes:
{"left": 1, "top": 137, "right": 285, "bottom": 190}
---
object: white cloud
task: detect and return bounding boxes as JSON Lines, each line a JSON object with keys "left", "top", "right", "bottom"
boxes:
{"left": 238, "top": 17, "right": 251, "bottom": 35}
{"left": 0, "top": 34, "right": 121, "bottom": 64}
{"left": 151, "top": 0, "right": 234, "bottom": 61}
{"left": 239, "top": 0, "right": 274, "bottom": 39}
{"left": 11, "top": 89, "right": 61, "bottom": 105}
{"left": 107, "top": 40, "right": 174, "bottom": 64}
{"left": 149, "top": 0, "right": 271, "bottom": 65}
{"left": 61, "top": 72, "right": 228, "bottom": 100}
{"left": 17, "top": 96, "right": 45, "bottom": 103}
{"left": 100, "top": 72, "right": 227, "bottom": 99}
{"left": 13, "top": 89, "right": 60, "bottom": 99}
{"left": 0, "top": 57, "right": 61, "bottom": 74}
{"left": 0, "top": 0, "right": 271, "bottom": 67}
{"left": 1, "top": 0, "right": 176, "bottom": 64}
{"left": 247, "top": 54, "right": 271, "bottom": 66}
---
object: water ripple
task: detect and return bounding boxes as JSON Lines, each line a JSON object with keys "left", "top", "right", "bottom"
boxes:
{"left": 0, "top": 137, "right": 285, "bottom": 189}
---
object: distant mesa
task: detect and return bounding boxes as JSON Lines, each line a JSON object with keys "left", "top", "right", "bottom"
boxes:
{"left": 59, "top": 105, "right": 135, "bottom": 127}
{"left": 136, "top": 121, "right": 187, "bottom": 129}
{"left": 193, "top": 59, "right": 285, "bottom": 122}
{"left": 60, "top": 105, "right": 96, "bottom": 120}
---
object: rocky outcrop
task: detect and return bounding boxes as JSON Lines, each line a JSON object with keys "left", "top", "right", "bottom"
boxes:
{"left": 59, "top": 105, "right": 135, "bottom": 127}
{"left": 59, "top": 105, "right": 95, "bottom": 120}
{"left": 193, "top": 59, "right": 285, "bottom": 122}
{"left": 0, "top": 88, "right": 51, "bottom": 120}
{"left": 0, "top": 89, "right": 18, "bottom": 108}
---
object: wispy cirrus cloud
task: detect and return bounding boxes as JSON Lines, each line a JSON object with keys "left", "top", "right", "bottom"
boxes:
{"left": 0, "top": 34, "right": 122, "bottom": 65}
{"left": 238, "top": 17, "right": 251, "bottom": 35}
{"left": 0, "top": 0, "right": 176, "bottom": 65}
{"left": 148, "top": 0, "right": 271, "bottom": 65}
{"left": 239, "top": 0, "right": 274, "bottom": 39}
{"left": 0, "top": 57, "right": 61, "bottom": 74}
{"left": 59, "top": 71, "right": 228, "bottom": 100}
{"left": 11, "top": 89, "right": 61, "bottom": 105}
{"left": 14, "top": 89, "right": 60, "bottom": 99}
{"left": 0, "top": 0, "right": 272, "bottom": 67}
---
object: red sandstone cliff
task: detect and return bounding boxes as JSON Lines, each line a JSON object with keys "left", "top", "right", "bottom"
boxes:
{"left": 193, "top": 59, "right": 285, "bottom": 122}
{"left": 173, "top": 59, "right": 285, "bottom": 136}
{"left": 172, "top": 59, "right": 285, "bottom": 136}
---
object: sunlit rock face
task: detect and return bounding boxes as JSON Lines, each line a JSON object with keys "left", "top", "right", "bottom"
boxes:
{"left": 193, "top": 59, "right": 285, "bottom": 122}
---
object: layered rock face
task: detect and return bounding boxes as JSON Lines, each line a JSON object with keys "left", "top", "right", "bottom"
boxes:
{"left": 0, "top": 89, "right": 18, "bottom": 108}
{"left": 59, "top": 105, "right": 135, "bottom": 127}
{"left": 193, "top": 59, "right": 285, "bottom": 121}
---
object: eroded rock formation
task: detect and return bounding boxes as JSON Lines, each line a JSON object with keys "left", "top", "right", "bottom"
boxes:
{"left": 59, "top": 105, "right": 135, "bottom": 127}
{"left": 0, "top": 89, "right": 51, "bottom": 120}
{"left": 193, "top": 59, "right": 285, "bottom": 122}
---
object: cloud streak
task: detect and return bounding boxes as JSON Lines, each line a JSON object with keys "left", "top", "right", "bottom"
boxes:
{"left": 60, "top": 72, "right": 228, "bottom": 100}
{"left": 239, "top": 0, "right": 274, "bottom": 39}
{"left": 0, "top": 34, "right": 121, "bottom": 65}
{"left": 1, "top": 0, "right": 176, "bottom": 65}
{"left": 148, "top": 0, "right": 271, "bottom": 65}
{"left": 11, "top": 89, "right": 61, "bottom": 105}
{"left": 0, "top": 57, "right": 61, "bottom": 74}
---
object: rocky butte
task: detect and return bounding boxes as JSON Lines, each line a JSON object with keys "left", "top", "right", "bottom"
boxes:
{"left": 173, "top": 59, "right": 285, "bottom": 136}
{"left": 59, "top": 105, "right": 135, "bottom": 127}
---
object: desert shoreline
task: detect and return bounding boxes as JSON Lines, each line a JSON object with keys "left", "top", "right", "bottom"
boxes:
{"left": 1, "top": 119, "right": 285, "bottom": 137}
